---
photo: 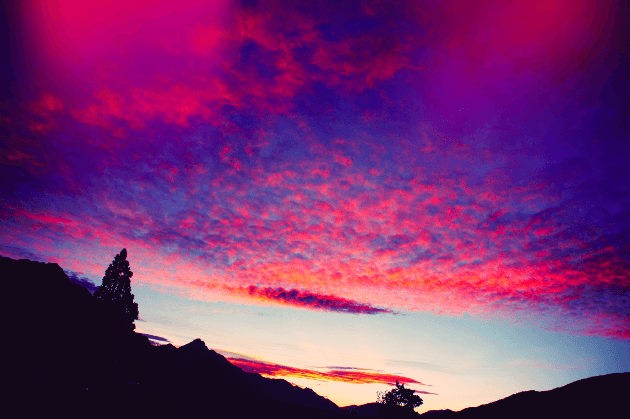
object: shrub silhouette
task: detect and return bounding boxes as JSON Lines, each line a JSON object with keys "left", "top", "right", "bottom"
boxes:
{"left": 377, "top": 380, "right": 423, "bottom": 412}
{"left": 94, "top": 248, "right": 139, "bottom": 334}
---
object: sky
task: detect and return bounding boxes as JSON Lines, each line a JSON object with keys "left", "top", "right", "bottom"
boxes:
{"left": 1, "top": 0, "right": 629, "bottom": 413}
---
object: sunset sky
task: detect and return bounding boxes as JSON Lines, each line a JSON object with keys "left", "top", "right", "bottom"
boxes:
{"left": 1, "top": 0, "right": 629, "bottom": 413}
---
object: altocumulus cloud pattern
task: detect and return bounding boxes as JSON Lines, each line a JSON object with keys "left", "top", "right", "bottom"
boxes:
{"left": 0, "top": 0, "right": 629, "bottom": 339}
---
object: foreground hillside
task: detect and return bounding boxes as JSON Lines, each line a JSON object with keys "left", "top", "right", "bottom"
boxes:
{"left": 3, "top": 255, "right": 349, "bottom": 419}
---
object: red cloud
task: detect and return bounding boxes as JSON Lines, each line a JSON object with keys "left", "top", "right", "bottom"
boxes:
{"left": 227, "top": 357, "right": 429, "bottom": 387}
{"left": 26, "top": 0, "right": 422, "bottom": 135}
{"left": 29, "top": 93, "right": 64, "bottom": 114}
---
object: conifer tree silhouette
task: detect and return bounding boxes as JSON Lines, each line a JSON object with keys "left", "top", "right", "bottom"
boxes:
{"left": 95, "top": 248, "right": 139, "bottom": 333}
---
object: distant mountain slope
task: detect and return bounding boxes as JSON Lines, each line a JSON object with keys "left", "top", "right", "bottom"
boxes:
{"left": 419, "top": 372, "right": 630, "bottom": 418}
{"left": 2, "top": 255, "right": 349, "bottom": 419}
{"left": 344, "top": 373, "right": 630, "bottom": 419}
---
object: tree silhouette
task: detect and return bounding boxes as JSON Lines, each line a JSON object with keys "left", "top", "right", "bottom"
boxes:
{"left": 95, "top": 248, "right": 139, "bottom": 334}
{"left": 377, "top": 380, "right": 423, "bottom": 410}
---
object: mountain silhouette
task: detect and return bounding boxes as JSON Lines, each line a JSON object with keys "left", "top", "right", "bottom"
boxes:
{"left": 342, "top": 402, "right": 423, "bottom": 418}
{"left": 433, "top": 372, "right": 630, "bottom": 418}
{"left": 344, "top": 372, "right": 629, "bottom": 419}
{"left": 2, "top": 255, "right": 348, "bottom": 418}
{"left": 4, "top": 255, "right": 628, "bottom": 419}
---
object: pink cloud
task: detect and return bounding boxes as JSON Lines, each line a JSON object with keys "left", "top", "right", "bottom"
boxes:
{"left": 228, "top": 357, "right": 429, "bottom": 387}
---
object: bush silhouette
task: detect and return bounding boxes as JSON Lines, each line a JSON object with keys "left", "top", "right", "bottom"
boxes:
{"left": 94, "top": 248, "right": 139, "bottom": 334}
{"left": 377, "top": 380, "right": 423, "bottom": 412}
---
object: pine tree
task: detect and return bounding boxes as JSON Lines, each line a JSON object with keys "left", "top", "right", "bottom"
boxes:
{"left": 95, "top": 248, "right": 139, "bottom": 333}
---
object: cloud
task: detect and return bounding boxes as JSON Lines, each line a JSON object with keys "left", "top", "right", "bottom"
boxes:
{"left": 241, "top": 286, "right": 392, "bottom": 314}
{"left": 0, "top": 245, "right": 45, "bottom": 262}
{"left": 415, "top": 390, "right": 438, "bottom": 395}
{"left": 66, "top": 271, "right": 99, "bottom": 294}
{"left": 322, "top": 366, "right": 379, "bottom": 371}
{"left": 227, "top": 357, "right": 428, "bottom": 386}
{"left": 139, "top": 333, "right": 171, "bottom": 343}
{"left": 2, "top": 0, "right": 628, "bottom": 341}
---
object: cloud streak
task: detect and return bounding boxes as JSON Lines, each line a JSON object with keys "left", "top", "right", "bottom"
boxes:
{"left": 66, "top": 271, "right": 99, "bottom": 294}
{"left": 139, "top": 333, "right": 171, "bottom": 343}
{"left": 227, "top": 357, "right": 429, "bottom": 387}
{"left": 241, "top": 286, "right": 392, "bottom": 314}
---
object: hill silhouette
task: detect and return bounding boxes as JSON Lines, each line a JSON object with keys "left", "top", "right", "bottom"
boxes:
{"left": 344, "top": 372, "right": 629, "bottom": 419}
{"left": 3, "top": 255, "right": 629, "bottom": 419}
{"left": 419, "top": 372, "right": 630, "bottom": 419}
{"left": 3, "top": 255, "right": 348, "bottom": 419}
{"left": 342, "top": 402, "right": 423, "bottom": 418}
